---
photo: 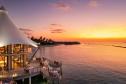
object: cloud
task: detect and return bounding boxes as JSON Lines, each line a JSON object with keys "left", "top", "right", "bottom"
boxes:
{"left": 51, "top": 28, "right": 65, "bottom": 33}
{"left": 19, "top": 28, "right": 33, "bottom": 36}
{"left": 50, "top": 24, "right": 62, "bottom": 26}
{"left": 49, "top": 24, "right": 62, "bottom": 29}
{"left": 52, "top": 2, "right": 71, "bottom": 11}
{"left": 19, "top": 28, "right": 32, "bottom": 31}
{"left": 51, "top": 24, "right": 58, "bottom": 26}
{"left": 88, "top": 0, "right": 99, "bottom": 8}
{"left": 49, "top": 24, "right": 66, "bottom": 33}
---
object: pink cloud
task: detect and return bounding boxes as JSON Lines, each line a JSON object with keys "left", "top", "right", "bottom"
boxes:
{"left": 49, "top": 24, "right": 62, "bottom": 29}
{"left": 52, "top": 2, "right": 71, "bottom": 11}
{"left": 49, "top": 24, "right": 66, "bottom": 33}
{"left": 51, "top": 28, "right": 65, "bottom": 33}
{"left": 50, "top": 24, "right": 62, "bottom": 26}
{"left": 88, "top": 0, "right": 99, "bottom": 8}
{"left": 19, "top": 28, "right": 33, "bottom": 37}
{"left": 19, "top": 28, "right": 32, "bottom": 31}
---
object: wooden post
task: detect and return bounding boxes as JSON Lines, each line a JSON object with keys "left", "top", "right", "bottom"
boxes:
{"left": 23, "top": 45, "right": 27, "bottom": 67}
{"left": 22, "top": 78, "right": 24, "bottom": 84}
{"left": 39, "top": 46, "right": 42, "bottom": 60}
{"left": 3, "top": 46, "right": 6, "bottom": 69}
{"left": 29, "top": 76, "right": 31, "bottom": 84}
{"left": 7, "top": 45, "right": 12, "bottom": 71}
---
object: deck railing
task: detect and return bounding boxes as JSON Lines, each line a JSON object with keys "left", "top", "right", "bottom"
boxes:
{"left": 0, "top": 66, "right": 42, "bottom": 79}
{"left": 0, "top": 57, "right": 63, "bottom": 83}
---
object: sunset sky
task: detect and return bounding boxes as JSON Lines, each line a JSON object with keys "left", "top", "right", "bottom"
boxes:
{"left": 2, "top": 0, "right": 126, "bottom": 41}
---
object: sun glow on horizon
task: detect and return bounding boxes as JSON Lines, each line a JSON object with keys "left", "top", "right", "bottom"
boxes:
{"left": 80, "top": 32, "right": 124, "bottom": 39}
{"left": 6, "top": 0, "right": 126, "bottom": 41}
{"left": 78, "top": 26, "right": 126, "bottom": 39}
{"left": 80, "top": 35, "right": 126, "bottom": 39}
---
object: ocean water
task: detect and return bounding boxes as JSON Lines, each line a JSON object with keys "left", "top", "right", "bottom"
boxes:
{"left": 38, "top": 43, "right": 126, "bottom": 84}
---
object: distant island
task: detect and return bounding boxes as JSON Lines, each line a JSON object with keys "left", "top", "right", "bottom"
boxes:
{"left": 31, "top": 36, "right": 80, "bottom": 45}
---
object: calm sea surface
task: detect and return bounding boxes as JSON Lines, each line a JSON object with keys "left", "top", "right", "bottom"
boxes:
{"left": 38, "top": 43, "right": 126, "bottom": 84}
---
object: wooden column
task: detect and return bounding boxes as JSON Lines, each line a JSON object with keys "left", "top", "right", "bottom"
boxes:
{"left": 29, "top": 76, "right": 31, "bottom": 84}
{"left": 7, "top": 45, "right": 12, "bottom": 71}
{"left": 22, "top": 45, "right": 26, "bottom": 67}
{"left": 4, "top": 46, "right": 6, "bottom": 69}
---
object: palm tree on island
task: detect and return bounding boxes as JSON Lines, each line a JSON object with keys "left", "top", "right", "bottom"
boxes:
{"left": 31, "top": 36, "right": 55, "bottom": 45}
{"left": 31, "top": 36, "right": 80, "bottom": 45}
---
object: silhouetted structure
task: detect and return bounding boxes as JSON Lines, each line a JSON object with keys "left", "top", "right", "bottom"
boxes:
{"left": 31, "top": 36, "right": 55, "bottom": 45}
{"left": 31, "top": 36, "right": 80, "bottom": 45}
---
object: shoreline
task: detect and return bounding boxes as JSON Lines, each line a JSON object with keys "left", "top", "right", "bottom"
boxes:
{"left": 39, "top": 41, "right": 81, "bottom": 46}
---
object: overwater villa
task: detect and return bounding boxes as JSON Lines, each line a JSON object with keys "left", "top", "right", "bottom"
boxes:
{"left": 0, "top": 6, "right": 62, "bottom": 84}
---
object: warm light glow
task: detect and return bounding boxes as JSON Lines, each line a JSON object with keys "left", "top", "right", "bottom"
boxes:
{"left": 0, "top": 43, "right": 4, "bottom": 47}
{"left": 79, "top": 27, "right": 126, "bottom": 39}
{"left": 4, "top": 0, "right": 126, "bottom": 41}
{"left": 81, "top": 32, "right": 121, "bottom": 39}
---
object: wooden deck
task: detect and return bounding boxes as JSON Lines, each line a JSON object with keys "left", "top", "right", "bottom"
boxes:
{"left": 0, "top": 60, "right": 41, "bottom": 80}
{"left": 0, "top": 57, "right": 62, "bottom": 84}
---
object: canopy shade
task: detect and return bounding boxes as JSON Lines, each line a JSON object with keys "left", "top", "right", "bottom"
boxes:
{"left": 0, "top": 6, "right": 37, "bottom": 47}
